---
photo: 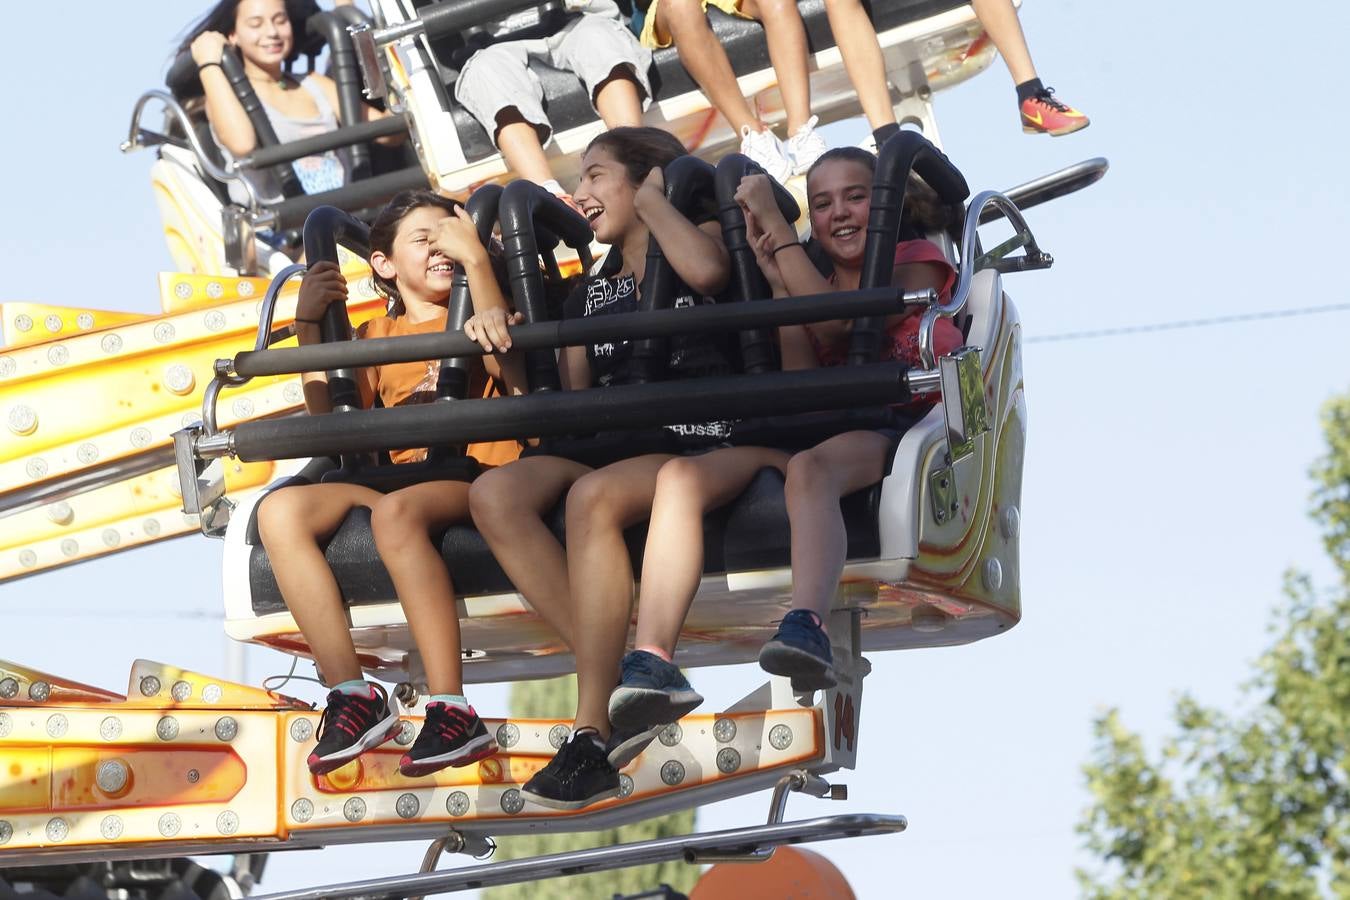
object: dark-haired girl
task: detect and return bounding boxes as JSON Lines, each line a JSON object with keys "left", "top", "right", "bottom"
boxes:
{"left": 257, "top": 190, "right": 522, "bottom": 776}
{"left": 183, "top": 0, "right": 394, "bottom": 198}
{"left": 606, "top": 147, "right": 964, "bottom": 734}
{"left": 468, "top": 127, "right": 732, "bottom": 810}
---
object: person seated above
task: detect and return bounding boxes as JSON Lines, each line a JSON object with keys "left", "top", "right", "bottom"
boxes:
{"left": 453, "top": 0, "right": 652, "bottom": 207}
{"left": 180, "top": 0, "right": 396, "bottom": 203}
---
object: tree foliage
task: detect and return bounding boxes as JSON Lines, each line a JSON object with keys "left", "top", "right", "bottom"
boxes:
{"left": 483, "top": 676, "right": 697, "bottom": 900}
{"left": 1078, "top": 393, "right": 1350, "bottom": 899}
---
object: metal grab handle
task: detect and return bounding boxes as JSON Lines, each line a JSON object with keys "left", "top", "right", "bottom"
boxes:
{"left": 201, "top": 263, "right": 308, "bottom": 436}
{"left": 120, "top": 90, "right": 265, "bottom": 211}
{"left": 688, "top": 770, "right": 844, "bottom": 864}
{"left": 917, "top": 190, "right": 1051, "bottom": 368}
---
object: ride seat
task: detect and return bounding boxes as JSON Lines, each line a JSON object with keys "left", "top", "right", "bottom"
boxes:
{"left": 244, "top": 466, "right": 882, "bottom": 616}
{"left": 439, "top": 0, "right": 969, "bottom": 163}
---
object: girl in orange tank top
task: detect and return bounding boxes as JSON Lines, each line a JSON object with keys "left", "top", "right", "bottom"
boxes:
{"left": 256, "top": 190, "right": 525, "bottom": 778}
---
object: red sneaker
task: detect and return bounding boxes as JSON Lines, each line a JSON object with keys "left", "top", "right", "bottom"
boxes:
{"left": 1020, "top": 87, "right": 1090, "bottom": 136}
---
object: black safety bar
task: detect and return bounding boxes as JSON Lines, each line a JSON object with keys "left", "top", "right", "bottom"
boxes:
{"left": 849, "top": 131, "right": 970, "bottom": 366}
{"left": 271, "top": 166, "right": 430, "bottom": 231}
{"left": 412, "top": 0, "right": 546, "bottom": 40}
{"left": 435, "top": 184, "right": 504, "bottom": 404}
{"left": 239, "top": 117, "right": 407, "bottom": 169}
{"left": 713, "top": 153, "right": 801, "bottom": 375}
{"left": 496, "top": 181, "right": 594, "bottom": 392}
{"left": 230, "top": 287, "right": 925, "bottom": 377}
{"left": 302, "top": 207, "right": 371, "bottom": 417}
{"left": 230, "top": 363, "right": 915, "bottom": 461}
{"left": 305, "top": 11, "right": 370, "bottom": 180}
{"left": 218, "top": 52, "right": 304, "bottom": 199}
{"left": 621, "top": 155, "right": 717, "bottom": 384}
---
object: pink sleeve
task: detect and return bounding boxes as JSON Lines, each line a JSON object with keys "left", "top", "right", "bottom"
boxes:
{"left": 933, "top": 318, "right": 964, "bottom": 357}
{"left": 892, "top": 240, "right": 956, "bottom": 301}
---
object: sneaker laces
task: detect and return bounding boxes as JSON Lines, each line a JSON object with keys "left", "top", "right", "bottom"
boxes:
{"left": 791, "top": 115, "right": 821, "bottom": 142}
{"left": 426, "top": 703, "right": 475, "bottom": 742}
{"left": 779, "top": 609, "right": 824, "bottom": 629}
{"left": 315, "top": 684, "right": 386, "bottom": 743}
{"left": 1032, "top": 87, "right": 1070, "bottom": 112}
{"left": 621, "top": 651, "right": 661, "bottom": 682}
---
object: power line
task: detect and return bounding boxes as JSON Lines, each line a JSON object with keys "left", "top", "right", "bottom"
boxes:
{"left": 1027, "top": 302, "right": 1350, "bottom": 345}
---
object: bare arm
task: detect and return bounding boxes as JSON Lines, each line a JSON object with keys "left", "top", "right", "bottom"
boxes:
{"left": 633, "top": 168, "right": 730, "bottom": 296}
{"left": 559, "top": 346, "right": 591, "bottom": 391}
{"left": 293, "top": 261, "right": 375, "bottom": 414}
{"left": 737, "top": 176, "right": 852, "bottom": 348}
{"left": 190, "top": 34, "right": 257, "bottom": 157}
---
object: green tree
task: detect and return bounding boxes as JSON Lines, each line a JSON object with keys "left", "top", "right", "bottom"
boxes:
{"left": 1077, "top": 393, "right": 1350, "bottom": 898}
{"left": 483, "top": 675, "right": 698, "bottom": 900}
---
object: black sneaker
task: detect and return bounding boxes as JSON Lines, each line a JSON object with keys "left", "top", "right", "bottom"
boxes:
{"left": 606, "top": 721, "right": 662, "bottom": 770}
{"left": 307, "top": 683, "right": 401, "bottom": 775}
{"left": 758, "top": 609, "right": 837, "bottom": 691}
{"left": 399, "top": 702, "right": 498, "bottom": 777}
{"left": 608, "top": 650, "right": 704, "bottom": 730}
{"left": 521, "top": 728, "right": 621, "bottom": 810}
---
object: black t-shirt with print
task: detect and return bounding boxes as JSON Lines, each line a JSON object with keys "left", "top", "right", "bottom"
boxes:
{"left": 561, "top": 249, "right": 737, "bottom": 445}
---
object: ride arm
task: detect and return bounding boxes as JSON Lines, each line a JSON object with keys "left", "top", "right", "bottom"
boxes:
{"left": 634, "top": 175, "right": 730, "bottom": 297}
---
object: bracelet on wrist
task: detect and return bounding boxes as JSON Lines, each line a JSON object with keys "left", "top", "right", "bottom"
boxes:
{"left": 770, "top": 240, "right": 802, "bottom": 257}
{"left": 294, "top": 316, "right": 323, "bottom": 325}
{"left": 197, "top": 60, "right": 224, "bottom": 73}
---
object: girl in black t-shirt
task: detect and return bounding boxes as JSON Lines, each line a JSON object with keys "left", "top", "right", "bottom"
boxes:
{"left": 469, "top": 127, "right": 730, "bottom": 810}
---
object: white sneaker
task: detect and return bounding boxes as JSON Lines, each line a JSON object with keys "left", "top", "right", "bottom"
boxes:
{"left": 740, "top": 125, "right": 792, "bottom": 184}
{"left": 785, "top": 116, "right": 828, "bottom": 176}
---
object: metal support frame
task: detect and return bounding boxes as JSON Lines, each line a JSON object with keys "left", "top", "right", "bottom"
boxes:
{"left": 251, "top": 805, "right": 902, "bottom": 900}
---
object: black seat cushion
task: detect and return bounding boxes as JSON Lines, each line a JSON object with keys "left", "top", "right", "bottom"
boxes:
{"left": 444, "top": 0, "right": 968, "bottom": 163}
{"left": 247, "top": 466, "right": 881, "bottom": 615}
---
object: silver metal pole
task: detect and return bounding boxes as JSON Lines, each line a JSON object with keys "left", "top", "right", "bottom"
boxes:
{"left": 249, "top": 813, "right": 905, "bottom": 900}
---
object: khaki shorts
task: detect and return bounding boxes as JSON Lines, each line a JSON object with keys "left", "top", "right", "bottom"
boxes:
{"left": 639, "top": 0, "right": 751, "bottom": 50}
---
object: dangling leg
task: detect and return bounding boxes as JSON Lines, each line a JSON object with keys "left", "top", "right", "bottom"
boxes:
{"left": 761, "top": 431, "right": 891, "bottom": 689}
{"left": 611, "top": 447, "right": 789, "bottom": 729}
{"left": 970, "top": 0, "right": 1089, "bottom": 135}
{"left": 257, "top": 482, "right": 400, "bottom": 774}
{"left": 372, "top": 480, "right": 495, "bottom": 775}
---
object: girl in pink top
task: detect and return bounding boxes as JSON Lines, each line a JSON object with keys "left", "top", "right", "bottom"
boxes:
{"left": 607, "top": 147, "right": 963, "bottom": 731}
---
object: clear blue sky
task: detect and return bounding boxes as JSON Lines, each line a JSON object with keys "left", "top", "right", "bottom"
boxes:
{"left": 4, "top": 1, "right": 1349, "bottom": 897}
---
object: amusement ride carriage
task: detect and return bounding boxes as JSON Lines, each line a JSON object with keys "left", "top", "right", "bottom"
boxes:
{"left": 0, "top": 0, "right": 1105, "bottom": 895}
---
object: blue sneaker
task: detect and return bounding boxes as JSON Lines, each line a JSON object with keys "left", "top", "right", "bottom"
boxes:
{"left": 606, "top": 721, "right": 662, "bottom": 770}
{"left": 608, "top": 650, "right": 704, "bottom": 730}
{"left": 759, "top": 610, "right": 836, "bottom": 691}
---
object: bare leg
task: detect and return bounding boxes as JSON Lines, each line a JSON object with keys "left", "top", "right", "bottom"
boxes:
{"left": 257, "top": 482, "right": 384, "bottom": 684}
{"left": 371, "top": 480, "right": 473, "bottom": 696}
{"left": 741, "top": 0, "right": 812, "bottom": 133}
{"left": 565, "top": 453, "right": 675, "bottom": 737}
{"left": 594, "top": 67, "right": 644, "bottom": 128}
{"left": 634, "top": 448, "right": 789, "bottom": 656}
{"left": 657, "top": 0, "right": 763, "bottom": 134}
{"left": 494, "top": 109, "right": 555, "bottom": 186}
{"left": 823, "top": 0, "right": 896, "bottom": 130}
{"left": 469, "top": 455, "right": 592, "bottom": 648}
{"left": 784, "top": 431, "right": 893, "bottom": 629}
{"left": 970, "top": 0, "right": 1038, "bottom": 85}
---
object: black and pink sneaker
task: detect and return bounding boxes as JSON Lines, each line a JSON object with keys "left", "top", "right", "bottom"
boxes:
{"left": 307, "top": 683, "right": 401, "bottom": 776}
{"left": 399, "top": 701, "right": 497, "bottom": 777}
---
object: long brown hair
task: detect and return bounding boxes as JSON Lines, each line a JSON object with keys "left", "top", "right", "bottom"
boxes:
{"left": 367, "top": 190, "right": 462, "bottom": 317}
{"left": 584, "top": 127, "right": 688, "bottom": 186}
{"left": 806, "top": 147, "right": 961, "bottom": 240}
